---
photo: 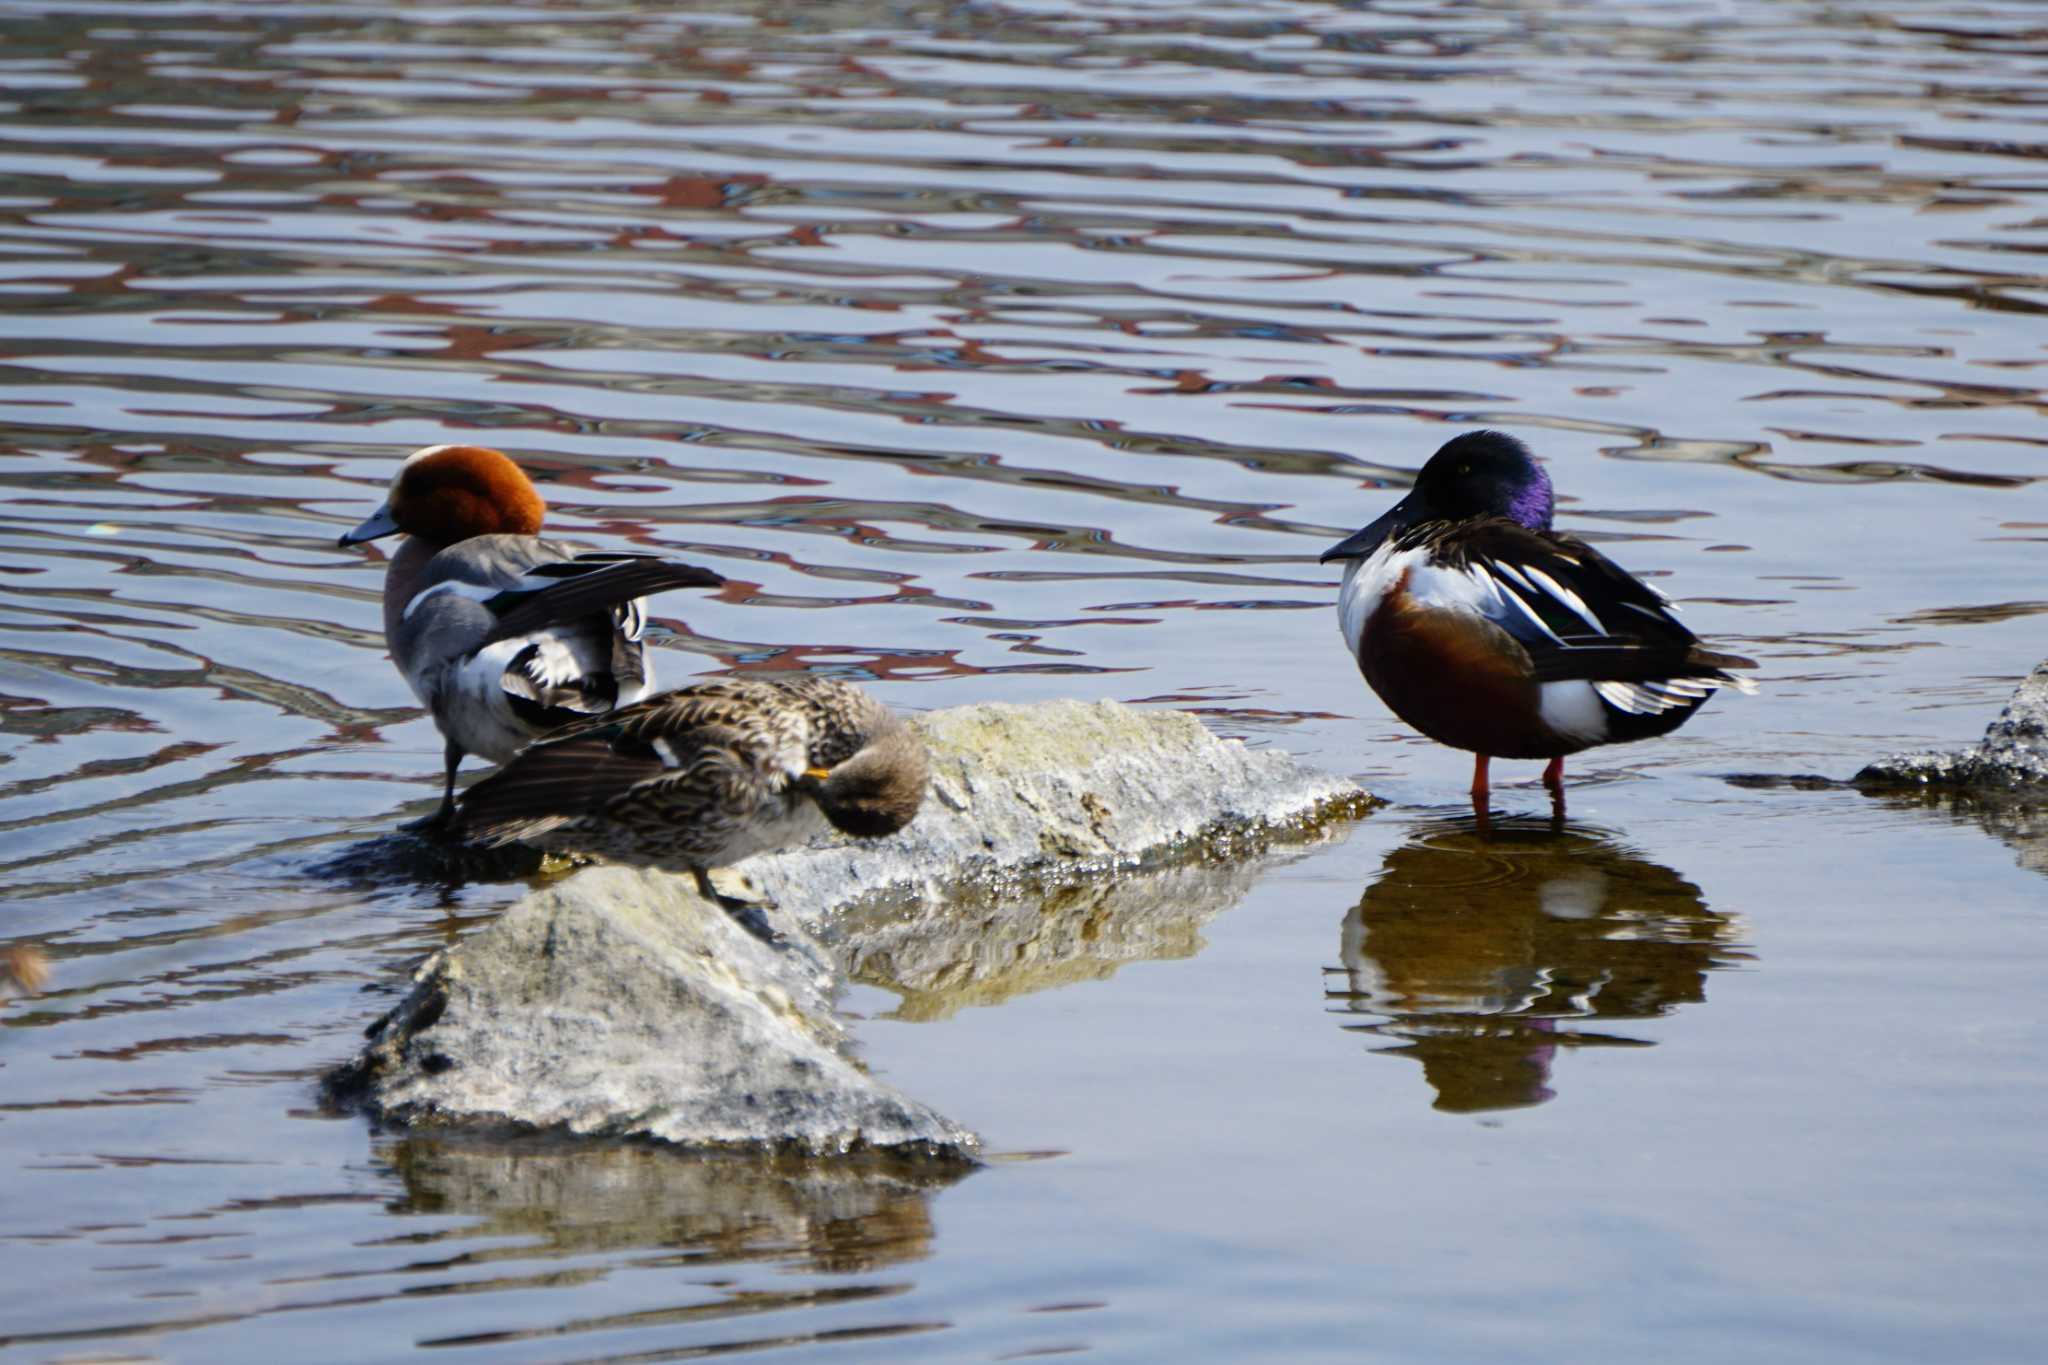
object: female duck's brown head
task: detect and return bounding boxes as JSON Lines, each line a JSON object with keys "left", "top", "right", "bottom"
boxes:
{"left": 339, "top": 445, "right": 546, "bottom": 549}
{"left": 803, "top": 723, "right": 930, "bottom": 840}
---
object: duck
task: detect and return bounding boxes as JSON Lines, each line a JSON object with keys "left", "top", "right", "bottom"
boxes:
{"left": 1320, "top": 430, "right": 1756, "bottom": 818}
{"left": 338, "top": 443, "right": 726, "bottom": 827}
{"left": 452, "top": 677, "right": 928, "bottom": 926}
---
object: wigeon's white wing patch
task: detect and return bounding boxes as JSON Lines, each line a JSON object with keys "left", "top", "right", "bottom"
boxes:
{"left": 402, "top": 578, "right": 501, "bottom": 622}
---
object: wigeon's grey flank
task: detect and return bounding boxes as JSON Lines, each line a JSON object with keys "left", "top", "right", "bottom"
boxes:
{"left": 1320, "top": 431, "right": 1755, "bottom": 820}
{"left": 338, "top": 444, "right": 725, "bottom": 827}
{"left": 453, "top": 677, "right": 928, "bottom": 921}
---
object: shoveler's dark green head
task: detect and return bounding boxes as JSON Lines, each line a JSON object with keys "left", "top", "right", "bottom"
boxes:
{"left": 1321, "top": 430, "right": 1553, "bottom": 563}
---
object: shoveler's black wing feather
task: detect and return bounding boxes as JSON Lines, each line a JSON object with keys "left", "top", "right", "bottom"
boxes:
{"left": 1397, "top": 517, "right": 1756, "bottom": 685}
{"left": 481, "top": 556, "right": 724, "bottom": 645}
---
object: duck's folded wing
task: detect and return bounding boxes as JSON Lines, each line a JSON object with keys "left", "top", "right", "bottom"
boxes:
{"left": 455, "top": 712, "right": 763, "bottom": 840}
{"left": 481, "top": 555, "right": 724, "bottom": 645}
{"left": 1406, "top": 519, "right": 1757, "bottom": 700}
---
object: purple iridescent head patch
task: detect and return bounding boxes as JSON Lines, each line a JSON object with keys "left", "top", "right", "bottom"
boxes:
{"left": 1507, "top": 458, "right": 1554, "bottom": 530}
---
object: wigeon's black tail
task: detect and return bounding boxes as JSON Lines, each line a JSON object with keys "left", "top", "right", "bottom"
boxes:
{"left": 481, "top": 556, "right": 723, "bottom": 644}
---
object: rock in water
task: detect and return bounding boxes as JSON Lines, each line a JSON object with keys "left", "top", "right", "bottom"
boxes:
{"left": 1857, "top": 661, "right": 2048, "bottom": 789}
{"left": 328, "top": 864, "right": 975, "bottom": 1158}
{"left": 326, "top": 699, "right": 1374, "bottom": 1157}
{"left": 747, "top": 698, "right": 1374, "bottom": 911}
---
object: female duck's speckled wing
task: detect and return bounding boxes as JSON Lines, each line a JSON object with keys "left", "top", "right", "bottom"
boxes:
{"left": 1396, "top": 517, "right": 1756, "bottom": 714}
{"left": 452, "top": 681, "right": 811, "bottom": 859}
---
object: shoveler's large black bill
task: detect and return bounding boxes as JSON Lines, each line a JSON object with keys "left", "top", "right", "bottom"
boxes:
{"left": 1320, "top": 493, "right": 1416, "bottom": 563}
{"left": 339, "top": 503, "right": 401, "bottom": 547}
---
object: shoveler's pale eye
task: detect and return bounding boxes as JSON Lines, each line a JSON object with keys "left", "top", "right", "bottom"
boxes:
{"left": 1329, "top": 430, "right": 1755, "bottom": 822}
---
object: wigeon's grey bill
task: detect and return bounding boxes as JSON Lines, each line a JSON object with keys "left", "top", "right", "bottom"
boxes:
{"left": 340, "top": 503, "right": 401, "bottom": 547}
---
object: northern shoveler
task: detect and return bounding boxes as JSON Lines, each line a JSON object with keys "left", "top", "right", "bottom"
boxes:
{"left": 338, "top": 444, "right": 725, "bottom": 827}
{"left": 453, "top": 677, "right": 928, "bottom": 924}
{"left": 1320, "top": 430, "right": 1756, "bottom": 817}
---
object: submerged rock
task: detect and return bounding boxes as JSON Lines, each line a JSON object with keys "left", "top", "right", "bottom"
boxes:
{"left": 327, "top": 699, "right": 1372, "bottom": 1157}
{"left": 1856, "top": 661, "right": 2048, "bottom": 790}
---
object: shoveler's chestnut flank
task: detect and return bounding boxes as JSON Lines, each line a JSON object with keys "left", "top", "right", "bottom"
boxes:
{"left": 339, "top": 444, "right": 725, "bottom": 826}
{"left": 453, "top": 677, "right": 929, "bottom": 924}
{"left": 1322, "top": 431, "right": 1755, "bottom": 816}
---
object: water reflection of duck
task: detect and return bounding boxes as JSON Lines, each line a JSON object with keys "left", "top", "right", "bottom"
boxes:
{"left": 1320, "top": 431, "right": 1755, "bottom": 820}
{"left": 338, "top": 444, "right": 725, "bottom": 828}
{"left": 1328, "top": 819, "right": 1747, "bottom": 1113}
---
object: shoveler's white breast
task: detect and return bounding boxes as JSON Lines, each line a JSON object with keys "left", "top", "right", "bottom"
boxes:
{"left": 1337, "top": 541, "right": 1512, "bottom": 660}
{"left": 1337, "top": 542, "right": 1411, "bottom": 658}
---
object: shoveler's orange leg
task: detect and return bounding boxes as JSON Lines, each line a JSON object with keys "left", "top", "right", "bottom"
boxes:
{"left": 1542, "top": 756, "right": 1566, "bottom": 817}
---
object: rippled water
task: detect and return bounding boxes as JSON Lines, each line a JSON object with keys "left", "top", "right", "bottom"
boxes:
{"left": 3, "top": 0, "right": 2046, "bottom": 1359}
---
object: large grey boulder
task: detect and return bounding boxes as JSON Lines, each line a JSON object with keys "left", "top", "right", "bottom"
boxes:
{"left": 328, "top": 700, "right": 1373, "bottom": 1157}
{"left": 744, "top": 699, "right": 1371, "bottom": 913}
{"left": 1857, "top": 661, "right": 2048, "bottom": 789}
{"left": 327, "top": 862, "right": 975, "bottom": 1157}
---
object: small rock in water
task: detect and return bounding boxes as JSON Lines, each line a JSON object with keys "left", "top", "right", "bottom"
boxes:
{"left": 1856, "top": 660, "right": 2048, "bottom": 790}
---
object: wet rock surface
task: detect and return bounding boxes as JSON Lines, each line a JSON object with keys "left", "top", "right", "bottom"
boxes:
{"left": 1855, "top": 661, "right": 2048, "bottom": 880}
{"left": 327, "top": 701, "right": 1373, "bottom": 1156}
{"left": 1856, "top": 661, "right": 2048, "bottom": 790}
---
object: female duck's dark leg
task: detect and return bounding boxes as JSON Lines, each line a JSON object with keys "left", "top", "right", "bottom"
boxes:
{"left": 693, "top": 865, "right": 784, "bottom": 945}
{"left": 1542, "top": 756, "right": 1566, "bottom": 815}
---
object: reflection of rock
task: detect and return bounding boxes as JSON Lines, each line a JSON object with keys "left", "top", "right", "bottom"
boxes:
{"left": 383, "top": 1133, "right": 961, "bottom": 1274}
{"left": 1858, "top": 787, "right": 2048, "bottom": 880}
{"left": 839, "top": 856, "right": 1291, "bottom": 1021}
{"left": 1329, "top": 820, "right": 1747, "bottom": 1113}
{"left": 328, "top": 701, "right": 1371, "bottom": 1155}
{"left": 1858, "top": 660, "right": 2048, "bottom": 789}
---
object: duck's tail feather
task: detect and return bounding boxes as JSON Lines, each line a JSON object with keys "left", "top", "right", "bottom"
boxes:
{"left": 455, "top": 730, "right": 663, "bottom": 842}
{"left": 482, "top": 558, "right": 724, "bottom": 645}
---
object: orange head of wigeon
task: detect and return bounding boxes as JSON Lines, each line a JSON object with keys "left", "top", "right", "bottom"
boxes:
{"left": 338, "top": 444, "right": 546, "bottom": 549}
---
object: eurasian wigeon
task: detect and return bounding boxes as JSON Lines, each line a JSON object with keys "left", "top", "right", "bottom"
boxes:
{"left": 339, "top": 443, "right": 725, "bottom": 827}
{"left": 454, "top": 677, "right": 927, "bottom": 925}
{"left": 1320, "top": 430, "right": 1756, "bottom": 820}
